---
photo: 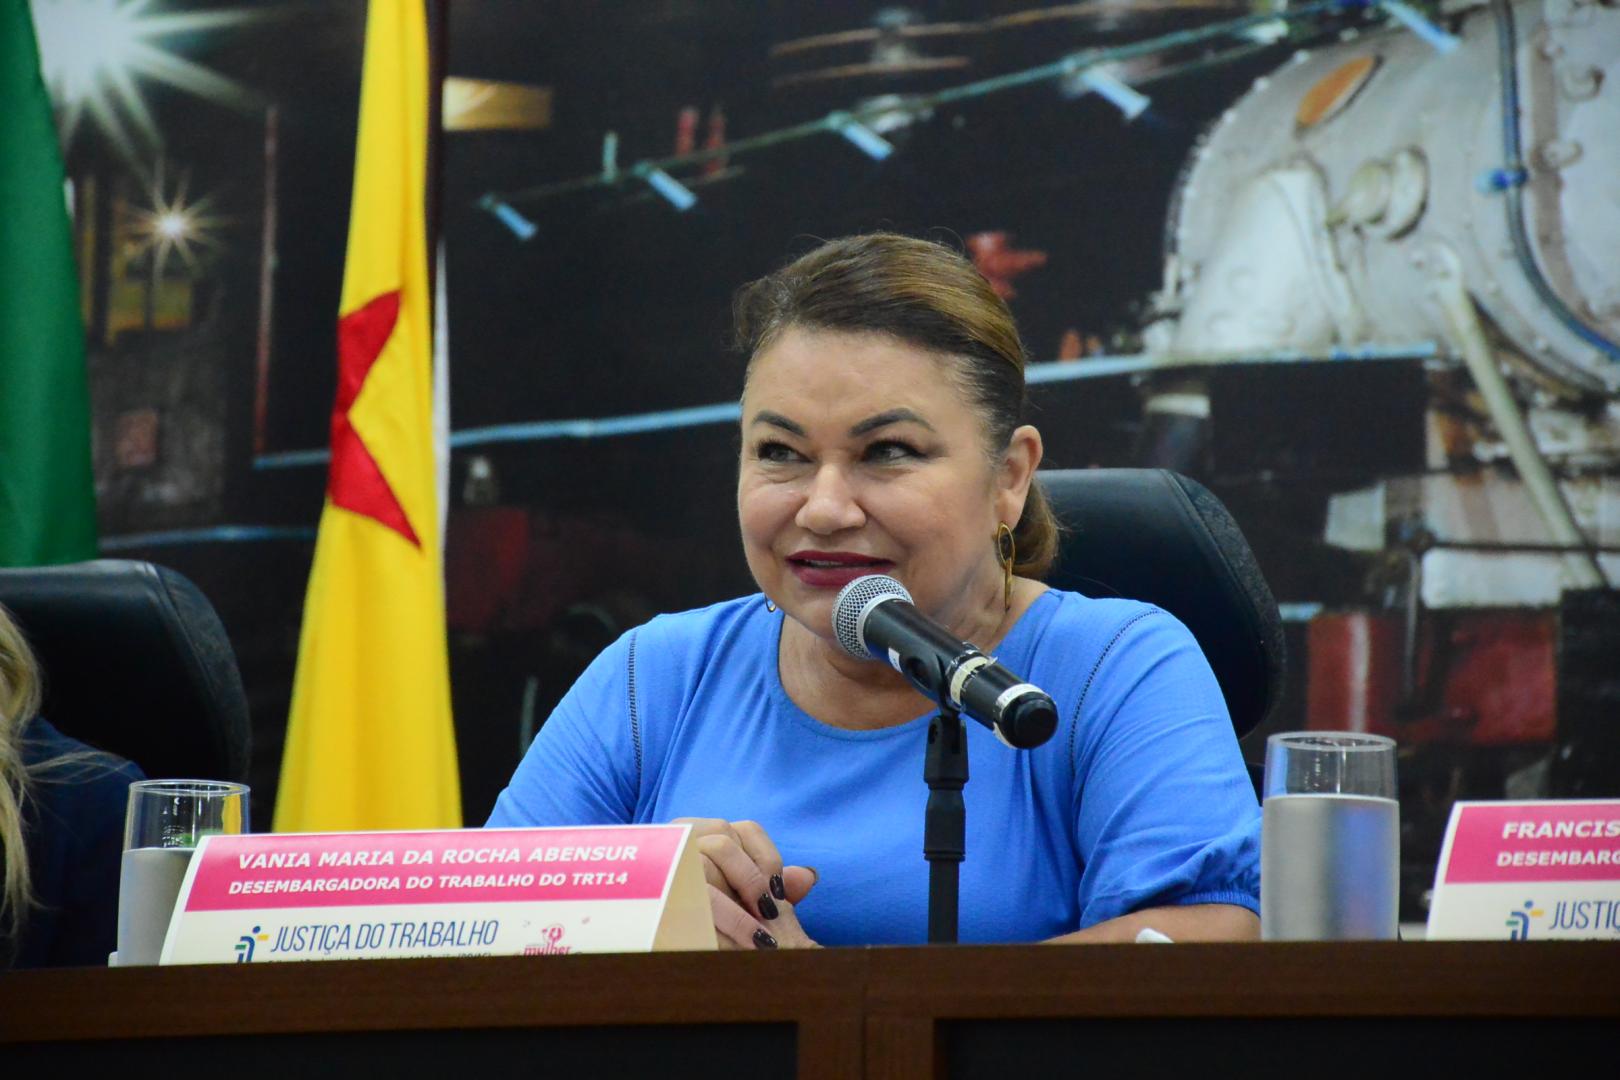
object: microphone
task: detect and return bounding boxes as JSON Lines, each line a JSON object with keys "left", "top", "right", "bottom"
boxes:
{"left": 831, "top": 574, "right": 1058, "bottom": 749}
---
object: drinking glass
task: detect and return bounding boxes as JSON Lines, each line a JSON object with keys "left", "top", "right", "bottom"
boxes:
{"left": 1260, "top": 733, "right": 1398, "bottom": 941}
{"left": 114, "top": 779, "right": 250, "bottom": 965}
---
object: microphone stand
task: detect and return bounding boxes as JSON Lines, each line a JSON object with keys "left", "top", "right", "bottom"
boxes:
{"left": 923, "top": 671, "right": 968, "bottom": 944}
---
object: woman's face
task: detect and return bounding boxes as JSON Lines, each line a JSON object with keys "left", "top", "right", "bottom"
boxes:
{"left": 738, "top": 326, "right": 1040, "bottom": 645}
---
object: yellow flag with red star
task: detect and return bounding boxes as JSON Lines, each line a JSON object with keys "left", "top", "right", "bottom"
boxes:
{"left": 275, "top": 0, "right": 460, "bottom": 831}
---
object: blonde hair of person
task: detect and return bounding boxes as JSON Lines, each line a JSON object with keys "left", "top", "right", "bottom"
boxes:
{"left": 0, "top": 603, "right": 42, "bottom": 940}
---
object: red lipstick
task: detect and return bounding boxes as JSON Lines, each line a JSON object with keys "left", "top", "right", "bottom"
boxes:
{"left": 786, "top": 550, "right": 894, "bottom": 589}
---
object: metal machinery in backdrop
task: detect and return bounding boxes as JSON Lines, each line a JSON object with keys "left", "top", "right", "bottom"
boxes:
{"left": 1140, "top": 0, "right": 1620, "bottom": 915}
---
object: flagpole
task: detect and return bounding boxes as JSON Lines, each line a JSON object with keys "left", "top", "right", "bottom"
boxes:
{"left": 252, "top": 106, "right": 279, "bottom": 458}
{"left": 426, "top": 0, "right": 451, "bottom": 540}
{"left": 425, "top": 0, "right": 446, "bottom": 302}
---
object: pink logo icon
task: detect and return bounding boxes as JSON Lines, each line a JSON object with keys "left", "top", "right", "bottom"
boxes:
{"left": 524, "top": 924, "right": 572, "bottom": 956}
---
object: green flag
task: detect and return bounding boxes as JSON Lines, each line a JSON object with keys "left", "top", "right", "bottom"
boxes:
{"left": 0, "top": 0, "right": 98, "bottom": 566}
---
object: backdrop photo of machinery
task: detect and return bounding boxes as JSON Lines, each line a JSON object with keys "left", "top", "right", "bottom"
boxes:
{"left": 37, "top": 0, "right": 1620, "bottom": 924}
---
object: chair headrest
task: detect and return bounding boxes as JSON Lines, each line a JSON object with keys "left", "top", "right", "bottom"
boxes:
{"left": 1038, "top": 469, "right": 1285, "bottom": 738}
{"left": 0, "top": 559, "right": 250, "bottom": 782}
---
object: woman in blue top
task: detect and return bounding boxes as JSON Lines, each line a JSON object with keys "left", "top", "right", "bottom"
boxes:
{"left": 488, "top": 233, "right": 1260, "bottom": 949}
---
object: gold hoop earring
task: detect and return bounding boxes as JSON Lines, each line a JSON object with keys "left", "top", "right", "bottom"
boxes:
{"left": 995, "top": 522, "right": 1016, "bottom": 612}
{"left": 765, "top": 598, "right": 778, "bottom": 613}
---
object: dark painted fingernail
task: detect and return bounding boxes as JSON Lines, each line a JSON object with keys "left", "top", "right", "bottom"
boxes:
{"left": 757, "top": 892, "right": 780, "bottom": 920}
{"left": 752, "top": 928, "right": 778, "bottom": 950}
{"left": 769, "top": 874, "right": 786, "bottom": 901}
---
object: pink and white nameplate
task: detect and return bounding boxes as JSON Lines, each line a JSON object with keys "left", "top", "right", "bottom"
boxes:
{"left": 159, "top": 825, "right": 716, "bottom": 965}
{"left": 1426, "top": 800, "right": 1620, "bottom": 940}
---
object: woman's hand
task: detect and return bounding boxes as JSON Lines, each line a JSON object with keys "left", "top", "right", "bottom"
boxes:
{"left": 673, "top": 817, "right": 820, "bottom": 949}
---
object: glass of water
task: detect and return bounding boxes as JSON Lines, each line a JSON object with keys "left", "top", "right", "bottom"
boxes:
{"left": 1260, "top": 733, "right": 1398, "bottom": 941}
{"left": 114, "top": 779, "right": 250, "bottom": 965}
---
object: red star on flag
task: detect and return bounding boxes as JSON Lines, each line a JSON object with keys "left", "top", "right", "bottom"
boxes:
{"left": 328, "top": 289, "right": 419, "bottom": 546}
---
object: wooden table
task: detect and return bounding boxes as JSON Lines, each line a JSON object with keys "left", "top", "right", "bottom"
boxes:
{"left": 4, "top": 942, "right": 1615, "bottom": 1078}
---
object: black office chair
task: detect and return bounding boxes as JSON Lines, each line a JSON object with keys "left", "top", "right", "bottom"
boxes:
{"left": 0, "top": 559, "right": 251, "bottom": 783}
{"left": 1038, "top": 469, "right": 1285, "bottom": 753}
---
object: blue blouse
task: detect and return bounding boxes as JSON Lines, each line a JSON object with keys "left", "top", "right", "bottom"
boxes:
{"left": 488, "top": 589, "right": 1259, "bottom": 945}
